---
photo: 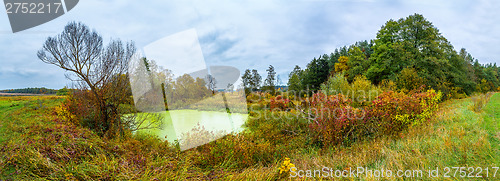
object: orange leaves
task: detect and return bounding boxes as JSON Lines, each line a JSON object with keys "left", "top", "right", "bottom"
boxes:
{"left": 269, "top": 95, "right": 292, "bottom": 111}
{"left": 307, "top": 93, "right": 364, "bottom": 146}
{"left": 367, "top": 89, "right": 441, "bottom": 135}
{"left": 307, "top": 89, "right": 441, "bottom": 147}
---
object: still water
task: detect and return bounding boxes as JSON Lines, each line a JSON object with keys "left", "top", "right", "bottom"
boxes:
{"left": 135, "top": 110, "right": 248, "bottom": 148}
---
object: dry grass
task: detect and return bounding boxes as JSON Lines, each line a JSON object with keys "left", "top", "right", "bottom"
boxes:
{"left": 270, "top": 95, "right": 499, "bottom": 180}
{"left": 469, "top": 92, "right": 494, "bottom": 112}
{"left": 1, "top": 94, "right": 498, "bottom": 180}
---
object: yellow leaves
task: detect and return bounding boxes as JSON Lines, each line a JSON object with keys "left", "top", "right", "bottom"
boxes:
{"left": 335, "top": 56, "right": 349, "bottom": 72}
{"left": 279, "top": 157, "right": 296, "bottom": 175}
{"left": 394, "top": 114, "right": 412, "bottom": 125}
{"left": 54, "top": 104, "right": 75, "bottom": 121}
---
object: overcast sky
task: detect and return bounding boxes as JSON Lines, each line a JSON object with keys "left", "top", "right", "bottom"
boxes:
{"left": 1, "top": 0, "right": 499, "bottom": 90}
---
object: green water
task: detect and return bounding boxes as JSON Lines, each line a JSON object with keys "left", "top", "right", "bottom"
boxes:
{"left": 135, "top": 110, "right": 248, "bottom": 144}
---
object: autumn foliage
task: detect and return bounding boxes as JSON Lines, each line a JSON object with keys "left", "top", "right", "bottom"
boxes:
{"left": 307, "top": 93, "right": 365, "bottom": 146}
{"left": 269, "top": 95, "right": 293, "bottom": 111}
{"left": 307, "top": 89, "right": 442, "bottom": 147}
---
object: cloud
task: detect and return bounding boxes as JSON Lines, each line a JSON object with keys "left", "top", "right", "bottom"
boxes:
{"left": 0, "top": 0, "right": 499, "bottom": 89}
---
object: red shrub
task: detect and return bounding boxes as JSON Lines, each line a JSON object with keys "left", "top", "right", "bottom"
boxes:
{"left": 306, "top": 89, "right": 441, "bottom": 147}
{"left": 269, "top": 95, "right": 293, "bottom": 111}
{"left": 367, "top": 89, "right": 441, "bottom": 135}
{"left": 307, "top": 93, "right": 366, "bottom": 146}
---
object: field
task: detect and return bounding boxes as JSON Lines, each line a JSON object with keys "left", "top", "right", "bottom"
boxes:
{"left": 0, "top": 93, "right": 498, "bottom": 180}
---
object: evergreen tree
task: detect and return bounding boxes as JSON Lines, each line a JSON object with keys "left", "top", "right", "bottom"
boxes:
{"left": 263, "top": 65, "right": 276, "bottom": 93}
{"left": 251, "top": 69, "right": 262, "bottom": 90}
{"left": 287, "top": 65, "right": 302, "bottom": 93}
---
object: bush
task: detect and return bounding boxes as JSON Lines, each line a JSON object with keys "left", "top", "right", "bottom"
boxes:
{"left": 476, "top": 79, "right": 491, "bottom": 93}
{"left": 56, "top": 87, "right": 70, "bottom": 96}
{"left": 379, "top": 79, "right": 396, "bottom": 91}
{"left": 60, "top": 90, "right": 96, "bottom": 127}
{"left": 321, "top": 73, "right": 380, "bottom": 106}
{"left": 307, "top": 93, "right": 366, "bottom": 147}
{"left": 395, "top": 67, "right": 424, "bottom": 93}
{"left": 269, "top": 95, "right": 293, "bottom": 111}
{"left": 350, "top": 75, "right": 381, "bottom": 104}
{"left": 469, "top": 92, "right": 493, "bottom": 112}
{"left": 367, "top": 89, "right": 442, "bottom": 135}
{"left": 321, "top": 73, "right": 350, "bottom": 96}
{"left": 449, "top": 87, "right": 467, "bottom": 99}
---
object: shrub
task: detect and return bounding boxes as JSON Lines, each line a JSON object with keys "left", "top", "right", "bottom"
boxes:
{"left": 321, "top": 73, "right": 380, "bottom": 106}
{"left": 56, "top": 87, "right": 70, "bottom": 96}
{"left": 379, "top": 79, "right": 396, "bottom": 91}
{"left": 476, "top": 79, "right": 491, "bottom": 93}
{"left": 54, "top": 102, "right": 76, "bottom": 121}
{"left": 307, "top": 93, "right": 366, "bottom": 146}
{"left": 278, "top": 157, "right": 296, "bottom": 178}
{"left": 395, "top": 67, "right": 424, "bottom": 93}
{"left": 269, "top": 95, "right": 293, "bottom": 111}
{"left": 449, "top": 87, "right": 467, "bottom": 99}
{"left": 245, "top": 110, "right": 309, "bottom": 145}
{"left": 367, "top": 89, "right": 441, "bottom": 135}
{"left": 61, "top": 90, "right": 95, "bottom": 127}
{"left": 350, "top": 75, "right": 381, "bottom": 104}
{"left": 321, "top": 73, "right": 350, "bottom": 96}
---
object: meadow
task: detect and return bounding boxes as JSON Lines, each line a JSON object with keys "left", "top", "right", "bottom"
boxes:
{"left": 2, "top": 13, "right": 500, "bottom": 180}
{"left": 0, "top": 92, "right": 498, "bottom": 180}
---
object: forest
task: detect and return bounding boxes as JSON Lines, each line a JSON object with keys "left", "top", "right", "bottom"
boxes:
{"left": 0, "top": 87, "right": 57, "bottom": 94}
{"left": 243, "top": 14, "right": 500, "bottom": 98}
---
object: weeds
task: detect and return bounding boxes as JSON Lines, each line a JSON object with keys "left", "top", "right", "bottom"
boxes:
{"left": 469, "top": 92, "right": 494, "bottom": 112}
{"left": 0, "top": 93, "right": 498, "bottom": 180}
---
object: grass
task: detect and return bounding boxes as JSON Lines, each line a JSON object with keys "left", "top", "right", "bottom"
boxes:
{"left": 0, "top": 96, "right": 64, "bottom": 144}
{"left": 470, "top": 92, "right": 494, "bottom": 112}
{"left": 273, "top": 93, "right": 500, "bottom": 180}
{"left": 0, "top": 93, "right": 498, "bottom": 180}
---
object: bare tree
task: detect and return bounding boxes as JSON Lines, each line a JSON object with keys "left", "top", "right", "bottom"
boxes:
{"left": 205, "top": 74, "right": 217, "bottom": 95}
{"left": 37, "top": 22, "right": 143, "bottom": 137}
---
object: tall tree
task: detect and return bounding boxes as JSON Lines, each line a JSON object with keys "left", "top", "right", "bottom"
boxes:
{"left": 37, "top": 22, "right": 136, "bottom": 136}
{"left": 205, "top": 74, "right": 217, "bottom": 95}
{"left": 263, "top": 65, "right": 276, "bottom": 93}
{"left": 251, "top": 69, "right": 262, "bottom": 90}
{"left": 334, "top": 56, "right": 349, "bottom": 73}
{"left": 287, "top": 65, "right": 302, "bottom": 93}
{"left": 241, "top": 69, "right": 252, "bottom": 89}
{"left": 346, "top": 46, "right": 368, "bottom": 82}
{"left": 365, "top": 13, "right": 463, "bottom": 96}
{"left": 301, "top": 56, "right": 329, "bottom": 91}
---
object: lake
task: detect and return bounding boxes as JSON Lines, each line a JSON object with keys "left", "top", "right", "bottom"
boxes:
{"left": 134, "top": 110, "right": 248, "bottom": 150}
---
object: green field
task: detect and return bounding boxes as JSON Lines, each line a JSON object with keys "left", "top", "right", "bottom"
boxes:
{"left": 0, "top": 94, "right": 498, "bottom": 180}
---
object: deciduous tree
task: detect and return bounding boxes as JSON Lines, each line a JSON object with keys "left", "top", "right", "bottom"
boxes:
{"left": 38, "top": 22, "right": 137, "bottom": 137}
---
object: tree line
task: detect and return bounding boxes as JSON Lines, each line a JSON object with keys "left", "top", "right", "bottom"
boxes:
{"left": 282, "top": 14, "right": 499, "bottom": 98}
{"left": 133, "top": 58, "right": 215, "bottom": 110}
{"left": 0, "top": 87, "right": 57, "bottom": 94}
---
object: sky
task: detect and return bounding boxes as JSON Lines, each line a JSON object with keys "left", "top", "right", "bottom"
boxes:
{"left": 0, "top": 0, "right": 499, "bottom": 90}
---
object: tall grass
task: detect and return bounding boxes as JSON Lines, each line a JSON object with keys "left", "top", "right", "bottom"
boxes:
{"left": 284, "top": 94, "right": 500, "bottom": 180}
{"left": 1, "top": 94, "right": 499, "bottom": 180}
{"left": 469, "top": 92, "right": 494, "bottom": 112}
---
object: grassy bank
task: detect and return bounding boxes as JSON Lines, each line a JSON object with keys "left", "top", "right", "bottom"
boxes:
{"left": 0, "top": 94, "right": 498, "bottom": 180}
{"left": 224, "top": 93, "right": 500, "bottom": 180}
